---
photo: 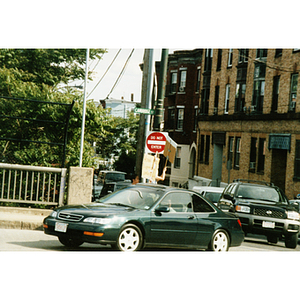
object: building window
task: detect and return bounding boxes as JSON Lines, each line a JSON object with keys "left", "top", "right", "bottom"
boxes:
{"left": 257, "top": 138, "right": 266, "bottom": 173}
{"left": 216, "top": 49, "right": 222, "bottom": 71}
{"left": 205, "top": 135, "right": 210, "bottom": 164}
{"left": 177, "top": 108, "right": 184, "bottom": 130}
{"left": 256, "top": 49, "right": 268, "bottom": 59}
{"left": 174, "top": 147, "right": 181, "bottom": 168}
{"left": 170, "top": 71, "right": 177, "bottom": 93}
{"left": 249, "top": 137, "right": 257, "bottom": 172}
{"left": 204, "top": 49, "right": 213, "bottom": 72}
{"left": 200, "top": 88, "right": 210, "bottom": 115}
{"left": 196, "top": 67, "right": 201, "bottom": 92}
{"left": 179, "top": 69, "right": 187, "bottom": 92}
{"left": 289, "top": 73, "right": 298, "bottom": 112}
{"left": 194, "top": 106, "right": 198, "bottom": 131}
{"left": 199, "top": 135, "right": 210, "bottom": 164}
{"left": 214, "top": 85, "right": 219, "bottom": 114}
{"left": 225, "top": 84, "right": 230, "bottom": 114}
{"left": 294, "top": 140, "right": 300, "bottom": 180}
{"left": 234, "top": 137, "right": 241, "bottom": 168}
{"left": 199, "top": 135, "right": 205, "bottom": 162}
{"left": 227, "top": 49, "right": 233, "bottom": 67}
{"left": 238, "top": 49, "right": 249, "bottom": 63}
{"left": 252, "top": 63, "right": 266, "bottom": 113}
{"left": 167, "top": 107, "right": 175, "bottom": 129}
{"left": 271, "top": 75, "right": 280, "bottom": 112}
{"left": 275, "top": 49, "right": 282, "bottom": 57}
{"left": 235, "top": 83, "right": 246, "bottom": 113}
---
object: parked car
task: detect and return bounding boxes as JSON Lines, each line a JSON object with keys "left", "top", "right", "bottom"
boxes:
{"left": 217, "top": 179, "right": 300, "bottom": 248}
{"left": 99, "top": 180, "right": 132, "bottom": 198}
{"left": 192, "top": 186, "right": 225, "bottom": 205}
{"left": 99, "top": 170, "right": 126, "bottom": 184}
{"left": 43, "top": 183, "right": 244, "bottom": 251}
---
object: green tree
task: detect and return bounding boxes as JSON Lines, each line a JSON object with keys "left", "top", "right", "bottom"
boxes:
{"left": 0, "top": 48, "right": 109, "bottom": 168}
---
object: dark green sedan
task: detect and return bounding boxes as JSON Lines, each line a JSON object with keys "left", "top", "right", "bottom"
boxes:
{"left": 43, "top": 184, "right": 244, "bottom": 251}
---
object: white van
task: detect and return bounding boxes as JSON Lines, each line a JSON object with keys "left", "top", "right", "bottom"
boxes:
{"left": 192, "top": 186, "right": 225, "bottom": 205}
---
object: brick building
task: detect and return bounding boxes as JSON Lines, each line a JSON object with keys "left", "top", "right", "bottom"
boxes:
{"left": 196, "top": 48, "right": 300, "bottom": 199}
{"left": 162, "top": 49, "right": 202, "bottom": 186}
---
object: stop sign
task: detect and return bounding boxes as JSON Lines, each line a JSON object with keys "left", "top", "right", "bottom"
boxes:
{"left": 146, "top": 132, "right": 167, "bottom": 153}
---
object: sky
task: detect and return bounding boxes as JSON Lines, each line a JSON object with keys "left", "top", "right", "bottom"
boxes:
{"left": 71, "top": 48, "right": 185, "bottom": 104}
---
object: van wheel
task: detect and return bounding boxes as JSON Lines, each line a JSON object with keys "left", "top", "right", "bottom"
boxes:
{"left": 285, "top": 233, "right": 298, "bottom": 249}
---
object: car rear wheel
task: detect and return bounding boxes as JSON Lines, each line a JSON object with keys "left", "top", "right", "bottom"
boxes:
{"left": 116, "top": 224, "right": 143, "bottom": 252}
{"left": 209, "top": 230, "right": 229, "bottom": 251}
{"left": 58, "top": 236, "right": 84, "bottom": 247}
{"left": 285, "top": 233, "right": 298, "bottom": 249}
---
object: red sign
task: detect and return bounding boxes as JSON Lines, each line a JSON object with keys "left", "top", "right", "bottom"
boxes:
{"left": 146, "top": 132, "right": 167, "bottom": 153}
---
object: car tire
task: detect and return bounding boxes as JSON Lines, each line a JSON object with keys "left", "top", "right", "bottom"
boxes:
{"left": 267, "top": 235, "right": 278, "bottom": 244}
{"left": 284, "top": 233, "right": 298, "bottom": 249}
{"left": 209, "top": 229, "right": 230, "bottom": 251}
{"left": 58, "top": 236, "right": 84, "bottom": 247}
{"left": 116, "top": 224, "right": 143, "bottom": 252}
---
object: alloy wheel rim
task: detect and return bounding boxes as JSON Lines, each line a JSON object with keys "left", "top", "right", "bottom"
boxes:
{"left": 213, "top": 232, "right": 228, "bottom": 251}
{"left": 119, "top": 228, "right": 140, "bottom": 251}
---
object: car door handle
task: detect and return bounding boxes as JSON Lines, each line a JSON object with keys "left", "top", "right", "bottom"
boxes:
{"left": 188, "top": 215, "right": 195, "bottom": 219}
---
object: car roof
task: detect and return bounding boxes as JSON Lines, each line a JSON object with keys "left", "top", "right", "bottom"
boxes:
{"left": 100, "top": 170, "right": 127, "bottom": 174}
{"left": 193, "top": 186, "right": 224, "bottom": 192}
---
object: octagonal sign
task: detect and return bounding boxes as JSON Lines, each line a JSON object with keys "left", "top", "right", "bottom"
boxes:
{"left": 146, "top": 132, "right": 167, "bottom": 154}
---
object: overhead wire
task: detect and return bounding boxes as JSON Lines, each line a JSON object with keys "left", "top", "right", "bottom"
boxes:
{"left": 106, "top": 49, "right": 135, "bottom": 99}
{"left": 87, "top": 49, "right": 122, "bottom": 98}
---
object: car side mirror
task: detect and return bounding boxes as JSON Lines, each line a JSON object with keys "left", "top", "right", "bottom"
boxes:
{"left": 155, "top": 206, "right": 170, "bottom": 213}
{"left": 223, "top": 194, "right": 233, "bottom": 200}
{"left": 218, "top": 199, "right": 234, "bottom": 212}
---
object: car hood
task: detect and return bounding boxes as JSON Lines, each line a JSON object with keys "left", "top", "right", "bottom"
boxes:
{"left": 55, "top": 203, "right": 136, "bottom": 217}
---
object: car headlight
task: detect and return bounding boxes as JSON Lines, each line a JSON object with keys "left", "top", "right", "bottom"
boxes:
{"left": 50, "top": 211, "right": 58, "bottom": 218}
{"left": 235, "top": 205, "right": 250, "bottom": 213}
{"left": 83, "top": 217, "right": 112, "bottom": 225}
{"left": 287, "top": 210, "right": 300, "bottom": 220}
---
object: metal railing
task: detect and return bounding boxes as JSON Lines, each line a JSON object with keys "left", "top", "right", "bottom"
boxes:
{"left": 0, "top": 163, "right": 67, "bottom": 206}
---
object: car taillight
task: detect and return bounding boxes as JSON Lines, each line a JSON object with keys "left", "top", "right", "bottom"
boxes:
{"left": 237, "top": 219, "right": 242, "bottom": 227}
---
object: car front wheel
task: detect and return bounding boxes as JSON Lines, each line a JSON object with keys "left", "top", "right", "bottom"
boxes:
{"left": 116, "top": 224, "right": 143, "bottom": 252}
{"left": 285, "top": 233, "right": 298, "bottom": 249}
{"left": 209, "top": 230, "right": 230, "bottom": 251}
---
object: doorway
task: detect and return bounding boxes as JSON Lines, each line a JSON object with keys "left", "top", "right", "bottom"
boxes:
{"left": 270, "top": 149, "right": 287, "bottom": 192}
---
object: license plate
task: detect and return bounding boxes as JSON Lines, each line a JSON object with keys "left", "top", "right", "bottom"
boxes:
{"left": 262, "top": 221, "right": 275, "bottom": 228}
{"left": 55, "top": 222, "right": 68, "bottom": 232}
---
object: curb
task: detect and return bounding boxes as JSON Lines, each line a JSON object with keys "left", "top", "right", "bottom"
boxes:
{"left": 0, "top": 207, "right": 53, "bottom": 231}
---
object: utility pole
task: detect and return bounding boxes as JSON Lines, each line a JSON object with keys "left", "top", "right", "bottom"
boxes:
{"left": 135, "top": 49, "right": 154, "bottom": 179}
{"left": 79, "top": 48, "right": 89, "bottom": 167}
{"left": 153, "top": 49, "right": 168, "bottom": 131}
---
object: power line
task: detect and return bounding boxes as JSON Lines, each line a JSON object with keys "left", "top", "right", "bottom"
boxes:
{"left": 106, "top": 49, "right": 135, "bottom": 99}
{"left": 87, "top": 49, "right": 122, "bottom": 98}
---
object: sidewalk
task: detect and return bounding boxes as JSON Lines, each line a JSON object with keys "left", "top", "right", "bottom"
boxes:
{"left": 0, "top": 206, "right": 53, "bottom": 230}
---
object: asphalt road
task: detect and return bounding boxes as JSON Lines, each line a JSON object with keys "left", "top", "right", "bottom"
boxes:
{"left": 0, "top": 228, "right": 299, "bottom": 251}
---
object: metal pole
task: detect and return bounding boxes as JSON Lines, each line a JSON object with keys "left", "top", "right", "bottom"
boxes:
{"left": 153, "top": 49, "right": 168, "bottom": 131}
{"left": 79, "top": 49, "right": 89, "bottom": 167}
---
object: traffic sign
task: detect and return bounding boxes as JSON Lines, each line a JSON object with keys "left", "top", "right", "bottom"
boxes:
{"left": 134, "top": 107, "right": 155, "bottom": 115}
{"left": 146, "top": 132, "right": 167, "bottom": 153}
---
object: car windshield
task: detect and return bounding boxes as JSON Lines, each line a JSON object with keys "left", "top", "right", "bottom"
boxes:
{"left": 97, "top": 187, "right": 163, "bottom": 210}
{"left": 204, "top": 192, "right": 222, "bottom": 203}
{"left": 236, "top": 185, "right": 280, "bottom": 202}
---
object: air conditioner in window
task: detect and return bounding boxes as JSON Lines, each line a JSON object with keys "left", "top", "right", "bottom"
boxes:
{"left": 179, "top": 86, "right": 185, "bottom": 92}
